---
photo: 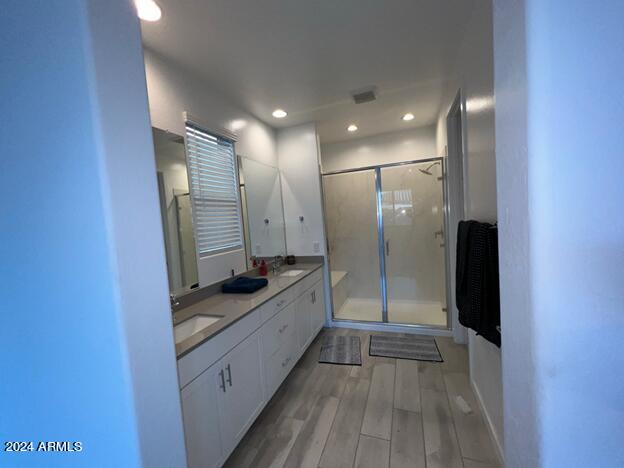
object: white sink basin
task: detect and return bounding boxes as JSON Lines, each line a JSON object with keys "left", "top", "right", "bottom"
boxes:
{"left": 279, "top": 269, "right": 305, "bottom": 277}
{"left": 174, "top": 315, "right": 221, "bottom": 344}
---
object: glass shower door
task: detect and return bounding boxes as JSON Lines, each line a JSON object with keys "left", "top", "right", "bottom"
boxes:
{"left": 380, "top": 161, "right": 447, "bottom": 327}
{"left": 323, "top": 170, "right": 382, "bottom": 322}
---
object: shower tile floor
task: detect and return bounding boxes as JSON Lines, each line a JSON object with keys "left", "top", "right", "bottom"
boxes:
{"left": 334, "top": 297, "right": 447, "bottom": 326}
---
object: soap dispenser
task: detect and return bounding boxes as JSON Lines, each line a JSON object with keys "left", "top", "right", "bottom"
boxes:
{"left": 259, "top": 259, "right": 268, "bottom": 276}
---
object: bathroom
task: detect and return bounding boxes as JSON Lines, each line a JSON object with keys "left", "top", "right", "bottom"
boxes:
{"left": 5, "top": 1, "right": 624, "bottom": 467}
{"left": 141, "top": 0, "right": 498, "bottom": 465}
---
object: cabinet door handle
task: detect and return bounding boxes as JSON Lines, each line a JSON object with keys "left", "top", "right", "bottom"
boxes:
{"left": 279, "top": 323, "right": 288, "bottom": 334}
{"left": 219, "top": 369, "right": 226, "bottom": 392}
{"left": 226, "top": 364, "right": 232, "bottom": 387}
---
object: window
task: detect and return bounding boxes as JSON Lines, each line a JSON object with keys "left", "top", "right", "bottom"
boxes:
{"left": 184, "top": 122, "right": 243, "bottom": 257}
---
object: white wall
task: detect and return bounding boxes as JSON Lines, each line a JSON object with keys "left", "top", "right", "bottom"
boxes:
{"left": 144, "top": 48, "right": 277, "bottom": 167}
{"left": 321, "top": 125, "right": 437, "bottom": 172}
{"left": 144, "top": 48, "right": 279, "bottom": 285}
{"left": 495, "top": 1, "right": 624, "bottom": 466}
{"left": 277, "top": 123, "right": 334, "bottom": 329}
{"left": 0, "top": 1, "right": 186, "bottom": 466}
{"left": 435, "top": 0, "right": 503, "bottom": 459}
{"left": 278, "top": 123, "right": 327, "bottom": 256}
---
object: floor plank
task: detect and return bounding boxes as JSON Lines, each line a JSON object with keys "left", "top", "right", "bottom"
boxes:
{"left": 286, "top": 364, "right": 332, "bottom": 421}
{"left": 418, "top": 361, "right": 446, "bottom": 392}
{"left": 223, "top": 328, "right": 499, "bottom": 468}
{"left": 390, "top": 408, "right": 426, "bottom": 468}
{"left": 463, "top": 457, "right": 502, "bottom": 468}
{"left": 319, "top": 377, "right": 371, "bottom": 468}
{"left": 361, "top": 362, "right": 396, "bottom": 440}
{"left": 283, "top": 395, "right": 340, "bottom": 468}
{"left": 247, "top": 417, "right": 304, "bottom": 468}
{"left": 351, "top": 330, "right": 394, "bottom": 380}
{"left": 436, "top": 337, "right": 469, "bottom": 373}
{"left": 444, "top": 372, "right": 499, "bottom": 463}
{"left": 321, "top": 363, "right": 352, "bottom": 399}
{"left": 394, "top": 359, "right": 421, "bottom": 412}
{"left": 354, "top": 435, "right": 390, "bottom": 468}
{"left": 421, "top": 388, "right": 464, "bottom": 468}
{"left": 224, "top": 379, "right": 295, "bottom": 467}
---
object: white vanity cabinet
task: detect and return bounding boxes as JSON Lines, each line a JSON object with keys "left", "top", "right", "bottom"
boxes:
{"left": 216, "top": 331, "right": 264, "bottom": 451}
{"left": 295, "top": 278, "right": 326, "bottom": 353}
{"left": 178, "top": 267, "right": 324, "bottom": 468}
{"left": 260, "top": 302, "right": 297, "bottom": 397}
{"left": 180, "top": 364, "right": 223, "bottom": 468}
{"left": 180, "top": 329, "right": 264, "bottom": 468}
{"left": 294, "top": 292, "right": 312, "bottom": 353}
{"left": 310, "top": 280, "right": 326, "bottom": 336}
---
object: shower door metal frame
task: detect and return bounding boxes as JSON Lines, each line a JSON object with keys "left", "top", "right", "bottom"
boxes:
{"left": 374, "top": 167, "right": 389, "bottom": 323}
{"left": 322, "top": 156, "right": 451, "bottom": 330}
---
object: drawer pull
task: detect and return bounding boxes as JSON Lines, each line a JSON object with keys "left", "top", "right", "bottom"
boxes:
{"left": 278, "top": 324, "right": 289, "bottom": 334}
{"left": 226, "top": 364, "right": 232, "bottom": 387}
{"left": 276, "top": 299, "right": 285, "bottom": 308}
{"left": 281, "top": 357, "right": 291, "bottom": 368}
{"left": 219, "top": 369, "right": 226, "bottom": 392}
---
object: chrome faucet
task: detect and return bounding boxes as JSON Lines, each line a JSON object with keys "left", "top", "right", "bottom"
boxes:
{"left": 170, "top": 293, "right": 180, "bottom": 308}
{"left": 272, "top": 255, "right": 284, "bottom": 274}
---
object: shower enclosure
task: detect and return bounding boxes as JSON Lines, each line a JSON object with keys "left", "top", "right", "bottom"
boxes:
{"left": 322, "top": 158, "right": 449, "bottom": 328}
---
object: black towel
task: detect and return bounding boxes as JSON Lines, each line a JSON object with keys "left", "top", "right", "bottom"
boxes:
{"left": 455, "top": 221, "right": 501, "bottom": 347}
{"left": 222, "top": 276, "right": 268, "bottom": 294}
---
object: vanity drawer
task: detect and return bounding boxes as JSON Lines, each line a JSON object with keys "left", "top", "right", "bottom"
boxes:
{"left": 261, "top": 303, "right": 295, "bottom": 359}
{"left": 259, "top": 288, "right": 295, "bottom": 323}
{"left": 263, "top": 328, "right": 297, "bottom": 397}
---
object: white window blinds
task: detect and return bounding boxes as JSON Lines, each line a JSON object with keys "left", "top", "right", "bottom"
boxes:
{"left": 184, "top": 122, "right": 243, "bottom": 257}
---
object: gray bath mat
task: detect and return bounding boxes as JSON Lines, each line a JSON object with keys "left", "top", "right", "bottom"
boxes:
{"left": 319, "top": 335, "right": 362, "bottom": 365}
{"left": 369, "top": 334, "right": 443, "bottom": 362}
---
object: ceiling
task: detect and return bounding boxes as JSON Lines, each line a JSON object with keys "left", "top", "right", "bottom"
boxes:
{"left": 141, "top": 0, "right": 475, "bottom": 143}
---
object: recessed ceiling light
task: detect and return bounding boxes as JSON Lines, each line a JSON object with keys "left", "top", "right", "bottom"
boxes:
{"left": 135, "top": 0, "right": 162, "bottom": 22}
{"left": 402, "top": 112, "right": 415, "bottom": 121}
{"left": 347, "top": 124, "right": 358, "bottom": 132}
{"left": 272, "top": 109, "right": 287, "bottom": 119}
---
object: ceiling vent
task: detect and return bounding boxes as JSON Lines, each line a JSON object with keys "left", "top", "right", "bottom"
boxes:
{"left": 351, "top": 86, "right": 377, "bottom": 104}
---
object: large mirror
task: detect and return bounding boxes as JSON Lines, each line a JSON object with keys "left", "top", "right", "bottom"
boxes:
{"left": 239, "top": 157, "right": 287, "bottom": 259}
{"left": 152, "top": 128, "right": 199, "bottom": 295}
{"left": 152, "top": 127, "right": 287, "bottom": 296}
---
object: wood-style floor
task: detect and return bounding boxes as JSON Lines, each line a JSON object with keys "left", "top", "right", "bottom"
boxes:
{"left": 224, "top": 328, "right": 501, "bottom": 468}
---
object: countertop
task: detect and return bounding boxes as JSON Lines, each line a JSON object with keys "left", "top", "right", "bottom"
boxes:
{"left": 173, "top": 262, "right": 323, "bottom": 359}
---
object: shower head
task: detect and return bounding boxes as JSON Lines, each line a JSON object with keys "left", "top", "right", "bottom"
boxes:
{"left": 418, "top": 161, "right": 441, "bottom": 176}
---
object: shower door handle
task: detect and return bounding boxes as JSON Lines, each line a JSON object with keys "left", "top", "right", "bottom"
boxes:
{"left": 385, "top": 240, "right": 390, "bottom": 256}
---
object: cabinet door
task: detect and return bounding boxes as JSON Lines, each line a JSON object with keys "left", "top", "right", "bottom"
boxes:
{"left": 295, "top": 291, "right": 312, "bottom": 353}
{"left": 310, "top": 281, "right": 326, "bottom": 334}
{"left": 180, "top": 365, "right": 223, "bottom": 468}
{"left": 217, "top": 330, "right": 265, "bottom": 453}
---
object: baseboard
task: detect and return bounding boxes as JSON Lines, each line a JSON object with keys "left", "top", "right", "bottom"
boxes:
{"left": 470, "top": 379, "right": 505, "bottom": 465}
